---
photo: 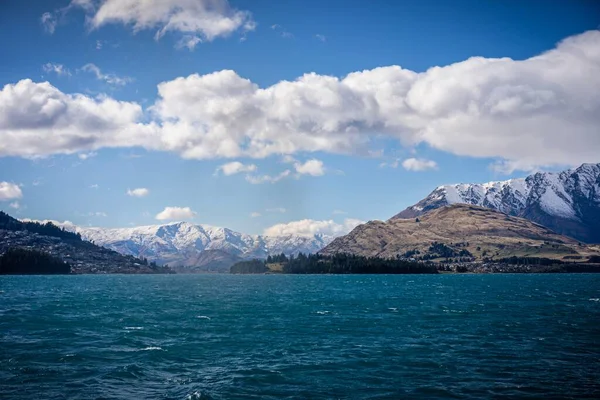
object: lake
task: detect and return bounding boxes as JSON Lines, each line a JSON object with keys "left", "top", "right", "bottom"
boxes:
{"left": 1, "top": 274, "right": 599, "bottom": 399}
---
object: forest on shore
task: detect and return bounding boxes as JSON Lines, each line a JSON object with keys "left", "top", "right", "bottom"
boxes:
{"left": 0, "top": 248, "right": 71, "bottom": 275}
{"left": 230, "top": 253, "right": 438, "bottom": 274}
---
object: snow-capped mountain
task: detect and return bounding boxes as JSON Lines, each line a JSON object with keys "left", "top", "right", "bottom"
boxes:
{"left": 49, "top": 221, "right": 333, "bottom": 267}
{"left": 392, "top": 163, "right": 600, "bottom": 243}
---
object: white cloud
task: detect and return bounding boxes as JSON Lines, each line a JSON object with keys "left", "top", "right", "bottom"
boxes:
{"left": 401, "top": 158, "right": 438, "bottom": 172}
{"left": 78, "top": 151, "right": 97, "bottom": 160}
{"left": 270, "top": 24, "right": 293, "bottom": 39}
{"left": 250, "top": 212, "right": 261, "bottom": 218}
{"left": 9, "top": 201, "right": 21, "bottom": 209}
{"left": 3, "top": 30, "right": 600, "bottom": 171}
{"left": 177, "top": 35, "right": 202, "bottom": 50}
{"left": 155, "top": 206, "right": 197, "bottom": 221}
{"left": 0, "top": 79, "right": 155, "bottom": 158}
{"left": 0, "top": 182, "right": 23, "bottom": 200}
{"left": 264, "top": 218, "right": 364, "bottom": 237}
{"left": 41, "top": 12, "right": 58, "bottom": 33}
{"left": 294, "top": 159, "right": 325, "bottom": 176}
{"left": 215, "top": 161, "right": 257, "bottom": 176}
{"left": 245, "top": 170, "right": 291, "bottom": 184}
{"left": 89, "top": 184, "right": 99, "bottom": 189}
{"left": 379, "top": 159, "right": 400, "bottom": 168}
{"left": 46, "top": 0, "right": 255, "bottom": 48}
{"left": 266, "top": 207, "right": 286, "bottom": 213}
{"left": 81, "top": 63, "right": 132, "bottom": 86}
{"left": 42, "top": 63, "right": 71, "bottom": 76}
{"left": 315, "top": 34, "right": 326, "bottom": 42}
{"left": 332, "top": 209, "right": 347, "bottom": 215}
{"left": 127, "top": 188, "right": 149, "bottom": 197}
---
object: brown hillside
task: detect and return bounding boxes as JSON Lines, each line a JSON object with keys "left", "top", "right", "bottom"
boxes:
{"left": 320, "top": 204, "right": 600, "bottom": 262}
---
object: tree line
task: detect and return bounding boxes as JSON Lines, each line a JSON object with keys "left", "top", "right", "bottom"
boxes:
{"left": 231, "top": 253, "right": 438, "bottom": 274}
{"left": 0, "top": 211, "right": 82, "bottom": 242}
{"left": 0, "top": 248, "right": 71, "bottom": 275}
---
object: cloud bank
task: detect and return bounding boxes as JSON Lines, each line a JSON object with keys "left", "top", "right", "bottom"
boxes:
{"left": 3, "top": 30, "right": 600, "bottom": 171}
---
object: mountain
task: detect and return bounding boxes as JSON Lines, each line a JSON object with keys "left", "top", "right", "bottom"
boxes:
{"left": 392, "top": 163, "right": 600, "bottom": 243}
{"left": 321, "top": 204, "right": 600, "bottom": 261}
{"left": 170, "top": 249, "right": 243, "bottom": 273}
{"left": 48, "top": 221, "right": 333, "bottom": 269}
{"left": 0, "top": 211, "right": 171, "bottom": 274}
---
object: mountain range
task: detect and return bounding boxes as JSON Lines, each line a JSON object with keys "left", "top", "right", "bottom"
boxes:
{"left": 393, "top": 163, "right": 600, "bottom": 243}
{"left": 50, "top": 221, "right": 332, "bottom": 270}
{"left": 19, "top": 163, "right": 600, "bottom": 272}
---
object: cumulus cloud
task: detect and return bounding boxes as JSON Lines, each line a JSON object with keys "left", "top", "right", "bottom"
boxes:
{"left": 315, "top": 34, "right": 326, "bottom": 42}
{"left": 0, "top": 79, "right": 156, "bottom": 158}
{"left": 0, "top": 182, "right": 23, "bottom": 201}
{"left": 264, "top": 218, "right": 364, "bottom": 237}
{"left": 42, "top": 63, "right": 71, "bottom": 76}
{"left": 294, "top": 159, "right": 325, "bottom": 176}
{"left": 250, "top": 212, "right": 261, "bottom": 218}
{"left": 44, "top": 0, "right": 255, "bottom": 48}
{"left": 215, "top": 161, "right": 257, "bottom": 176}
{"left": 155, "top": 206, "right": 197, "bottom": 220}
{"left": 9, "top": 201, "right": 21, "bottom": 210}
{"left": 401, "top": 158, "right": 438, "bottom": 171}
{"left": 81, "top": 63, "right": 132, "bottom": 86}
{"left": 127, "top": 187, "right": 149, "bottom": 197}
{"left": 3, "top": 31, "right": 600, "bottom": 171}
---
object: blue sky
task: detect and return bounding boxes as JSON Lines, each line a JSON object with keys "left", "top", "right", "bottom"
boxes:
{"left": 0, "top": 0, "right": 599, "bottom": 236}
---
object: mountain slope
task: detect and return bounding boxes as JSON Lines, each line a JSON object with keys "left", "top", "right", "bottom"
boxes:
{"left": 49, "top": 221, "right": 333, "bottom": 267}
{"left": 321, "top": 204, "right": 600, "bottom": 261}
{"left": 0, "top": 211, "right": 171, "bottom": 274}
{"left": 392, "top": 163, "right": 600, "bottom": 243}
{"left": 170, "top": 249, "right": 243, "bottom": 273}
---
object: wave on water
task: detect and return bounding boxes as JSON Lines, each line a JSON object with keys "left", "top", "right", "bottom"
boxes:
{"left": 185, "top": 391, "right": 213, "bottom": 400}
{"left": 196, "top": 316, "right": 211, "bottom": 320}
{"left": 140, "top": 347, "right": 163, "bottom": 351}
{"left": 589, "top": 298, "right": 600, "bottom": 302}
{"left": 124, "top": 326, "right": 144, "bottom": 330}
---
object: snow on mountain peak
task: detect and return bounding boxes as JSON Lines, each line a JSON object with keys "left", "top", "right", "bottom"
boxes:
{"left": 26, "top": 220, "right": 337, "bottom": 266}
{"left": 394, "top": 163, "right": 600, "bottom": 242}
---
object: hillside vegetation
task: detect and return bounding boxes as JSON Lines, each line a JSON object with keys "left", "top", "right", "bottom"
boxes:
{"left": 321, "top": 204, "right": 600, "bottom": 263}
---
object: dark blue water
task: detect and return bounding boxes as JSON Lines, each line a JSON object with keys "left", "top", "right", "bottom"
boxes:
{"left": 1, "top": 274, "right": 599, "bottom": 399}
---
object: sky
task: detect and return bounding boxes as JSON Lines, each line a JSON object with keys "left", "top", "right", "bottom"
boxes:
{"left": 0, "top": 0, "right": 599, "bottom": 236}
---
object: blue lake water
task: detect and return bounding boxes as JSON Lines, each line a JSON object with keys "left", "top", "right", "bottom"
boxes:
{"left": 1, "top": 274, "right": 599, "bottom": 399}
